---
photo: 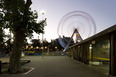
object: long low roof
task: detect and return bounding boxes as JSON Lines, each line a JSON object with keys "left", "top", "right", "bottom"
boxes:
{"left": 69, "top": 24, "right": 116, "bottom": 48}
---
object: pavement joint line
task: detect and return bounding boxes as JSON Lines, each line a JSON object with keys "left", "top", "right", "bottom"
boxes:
{"left": 24, "top": 67, "right": 35, "bottom": 75}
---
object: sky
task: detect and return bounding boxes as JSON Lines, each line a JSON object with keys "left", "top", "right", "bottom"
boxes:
{"left": 29, "top": 0, "right": 116, "bottom": 42}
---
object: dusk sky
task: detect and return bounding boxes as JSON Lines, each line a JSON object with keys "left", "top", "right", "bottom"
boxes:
{"left": 30, "top": 0, "right": 116, "bottom": 42}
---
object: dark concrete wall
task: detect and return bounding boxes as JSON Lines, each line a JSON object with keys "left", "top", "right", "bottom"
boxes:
{"left": 110, "top": 31, "right": 116, "bottom": 76}
{"left": 67, "top": 25, "right": 116, "bottom": 76}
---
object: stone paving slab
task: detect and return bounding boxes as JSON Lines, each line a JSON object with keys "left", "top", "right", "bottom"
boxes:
{"left": 0, "top": 56, "right": 115, "bottom": 77}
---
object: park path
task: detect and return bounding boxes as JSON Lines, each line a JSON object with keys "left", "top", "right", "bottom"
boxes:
{"left": 0, "top": 56, "right": 111, "bottom": 77}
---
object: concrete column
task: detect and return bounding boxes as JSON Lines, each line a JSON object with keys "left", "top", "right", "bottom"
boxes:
{"left": 75, "top": 47, "right": 78, "bottom": 60}
{"left": 78, "top": 46, "right": 81, "bottom": 61}
{"left": 82, "top": 44, "right": 85, "bottom": 63}
{"left": 73, "top": 47, "right": 77, "bottom": 60}
{"left": 0, "top": 61, "right": 1, "bottom": 73}
{"left": 77, "top": 46, "right": 79, "bottom": 60}
{"left": 73, "top": 47, "right": 75, "bottom": 59}
{"left": 80, "top": 45, "right": 82, "bottom": 61}
{"left": 69, "top": 49, "right": 71, "bottom": 58}
{"left": 110, "top": 31, "right": 116, "bottom": 76}
{"left": 84, "top": 43, "right": 89, "bottom": 64}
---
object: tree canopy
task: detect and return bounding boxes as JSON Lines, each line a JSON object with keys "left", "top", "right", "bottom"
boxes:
{"left": 2, "top": 0, "right": 46, "bottom": 38}
{"left": 0, "top": 0, "right": 46, "bottom": 73}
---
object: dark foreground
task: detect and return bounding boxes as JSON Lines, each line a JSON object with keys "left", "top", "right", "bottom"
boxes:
{"left": 0, "top": 56, "right": 113, "bottom": 77}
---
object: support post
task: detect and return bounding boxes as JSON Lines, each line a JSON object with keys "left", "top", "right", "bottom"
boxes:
{"left": 0, "top": 61, "right": 1, "bottom": 73}
{"left": 110, "top": 31, "right": 116, "bottom": 76}
{"left": 83, "top": 43, "right": 89, "bottom": 64}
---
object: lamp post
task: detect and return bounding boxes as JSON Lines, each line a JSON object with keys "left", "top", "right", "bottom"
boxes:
{"left": 89, "top": 44, "right": 92, "bottom": 61}
{"left": 40, "top": 10, "right": 46, "bottom": 59}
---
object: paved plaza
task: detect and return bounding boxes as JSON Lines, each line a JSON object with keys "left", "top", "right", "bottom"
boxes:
{"left": 0, "top": 56, "right": 114, "bottom": 77}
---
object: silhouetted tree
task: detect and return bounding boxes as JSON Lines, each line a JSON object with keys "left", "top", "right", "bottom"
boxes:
{"left": 32, "top": 39, "right": 41, "bottom": 48}
{"left": 62, "top": 36, "right": 74, "bottom": 46}
{"left": 1, "top": 0, "right": 46, "bottom": 73}
{"left": 56, "top": 39, "right": 63, "bottom": 51}
{"left": 0, "top": 27, "right": 4, "bottom": 44}
{"left": 49, "top": 39, "right": 63, "bottom": 51}
{"left": 0, "top": 1, "right": 4, "bottom": 45}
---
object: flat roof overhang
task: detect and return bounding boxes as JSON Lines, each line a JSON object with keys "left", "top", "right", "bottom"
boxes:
{"left": 69, "top": 24, "right": 116, "bottom": 48}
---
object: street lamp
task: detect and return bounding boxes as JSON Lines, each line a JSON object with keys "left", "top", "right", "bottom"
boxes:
{"left": 55, "top": 46, "right": 57, "bottom": 50}
{"left": 89, "top": 44, "right": 92, "bottom": 61}
{"left": 40, "top": 9, "right": 46, "bottom": 59}
{"left": 40, "top": 10, "right": 46, "bottom": 16}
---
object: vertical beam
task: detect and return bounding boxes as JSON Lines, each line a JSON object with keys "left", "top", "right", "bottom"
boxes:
{"left": 75, "top": 46, "right": 78, "bottom": 60}
{"left": 73, "top": 47, "right": 77, "bottom": 60}
{"left": 78, "top": 46, "right": 81, "bottom": 61}
{"left": 110, "top": 31, "right": 116, "bottom": 76}
{"left": 0, "top": 61, "right": 1, "bottom": 73}
{"left": 80, "top": 45, "right": 83, "bottom": 62}
{"left": 73, "top": 47, "right": 75, "bottom": 59}
{"left": 82, "top": 44, "right": 84, "bottom": 63}
{"left": 83, "top": 43, "right": 89, "bottom": 64}
{"left": 79, "top": 45, "right": 81, "bottom": 61}
{"left": 79, "top": 45, "right": 82, "bottom": 61}
{"left": 69, "top": 49, "right": 71, "bottom": 58}
{"left": 77, "top": 46, "right": 79, "bottom": 60}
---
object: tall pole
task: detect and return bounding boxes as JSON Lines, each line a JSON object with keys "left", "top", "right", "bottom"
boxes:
{"left": 42, "top": 34, "right": 43, "bottom": 59}
{"left": 40, "top": 10, "right": 46, "bottom": 59}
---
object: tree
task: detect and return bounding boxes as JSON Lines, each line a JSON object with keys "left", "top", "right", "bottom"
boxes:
{"left": 32, "top": 39, "right": 41, "bottom": 48}
{"left": 1, "top": 0, "right": 46, "bottom": 73}
{"left": 0, "top": 1, "right": 4, "bottom": 45}
{"left": 48, "top": 39, "right": 63, "bottom": 51}
{"left": 56, "top": 39, "right": 63, "bottom": 51}
{"left": 0, "top": 27, "right": 4, "bottom": 44}
{"left": 62, "top": 36, "right": 74, "bottom": 46}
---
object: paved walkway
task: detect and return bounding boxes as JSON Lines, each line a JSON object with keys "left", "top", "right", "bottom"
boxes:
{"left": 0, "top": 56, "right": 114, "bottom": 77}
